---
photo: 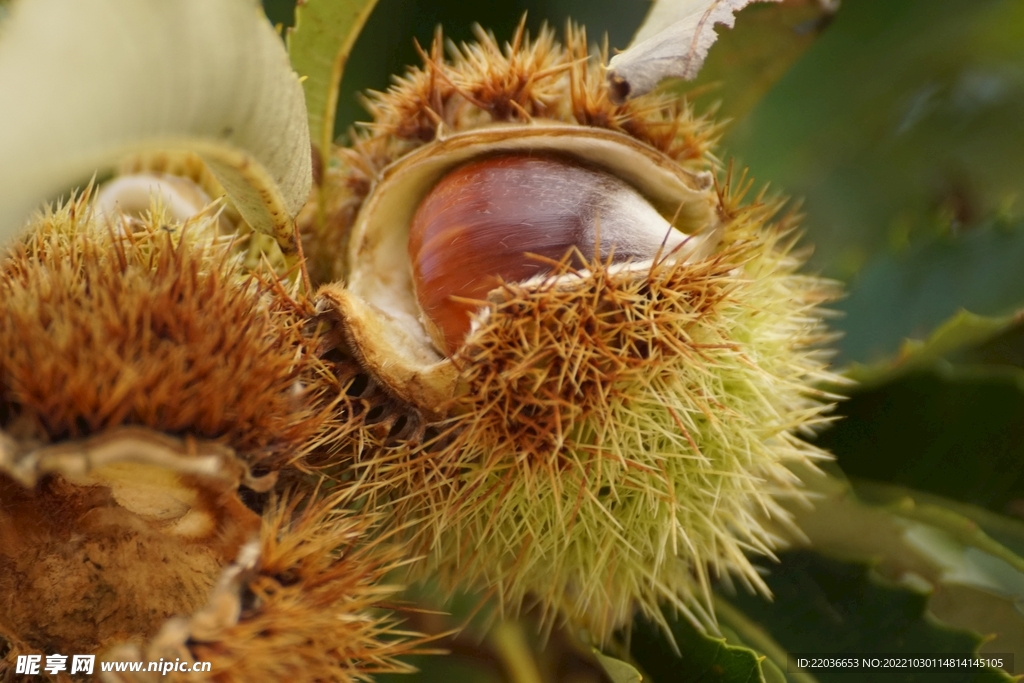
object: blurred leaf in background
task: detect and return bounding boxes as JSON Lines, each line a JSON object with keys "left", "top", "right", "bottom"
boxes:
{"left": 721, "top": 0, "right": 1024, "bottom": 362}
{"left": 631, "top": 608, "right": 776, "bottom": 683}
{"left": 819, "top": 326, "right": 1024, "bottom": 517}
{"left": 839, "top": 218, "right": 1024, "bottom": 362}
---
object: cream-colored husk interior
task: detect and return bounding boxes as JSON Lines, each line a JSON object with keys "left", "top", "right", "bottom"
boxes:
{"left": 339, "top": 123, "right": 718, "bottom": 414}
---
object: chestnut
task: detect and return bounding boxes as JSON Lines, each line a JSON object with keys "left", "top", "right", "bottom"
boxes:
{"left": 333, "top": 123, "right": 719, "bottom": 413}
{"left": 408, "top": 154, "right": 687, "bottom": 354}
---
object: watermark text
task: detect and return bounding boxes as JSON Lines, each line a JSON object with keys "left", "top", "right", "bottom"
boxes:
{"left": 16, "top": 654, "right": 212, "bottom": 676}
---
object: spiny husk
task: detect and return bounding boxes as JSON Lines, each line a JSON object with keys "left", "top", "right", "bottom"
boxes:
{"left": 105, "top": 492, "right": 428, "bottom": 683}
{"left": 346, "top": 177, "right": 841, "bottom": 641}
{"left": 0, "top": 193, "right": 279, "bottom": 661}
{"left": 0, "top": 192, "right": 419, "bottom": 674}
{"left": 306, "top": 21, "right": 843, "bottom": 645}
{"left": 358, "top": 20, "right": 720, "bottom": 172}
{"left": 301, "top": 20, "right": 723, "bottom": 285}
{"left": 0, "top": 190, "right": 336, "bottom": 465}
{"left": 305, "top": 21, "right": 729, "bottom": 459}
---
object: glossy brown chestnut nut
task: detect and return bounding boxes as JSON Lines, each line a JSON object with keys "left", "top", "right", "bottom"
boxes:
{"left": 408, "top": 154, "right": 686, "bottom": 354}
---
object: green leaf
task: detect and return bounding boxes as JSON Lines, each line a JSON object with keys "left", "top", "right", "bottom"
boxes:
{"left": 852, "top": 480, "right": 1024, "bottom": 561}
{"left": 593, "top": 650, "right": 643, "bottom": 683}
{"left": 783, "top": 468, "right": 1024, "bottom": 669}
{"left": 845, "top": 309, "right": 1016, "bottom": 387}
{"left": 816, "top": 365, "right": 1024, "bottom": 514}
{"left": 714, "top": 599, "right": 818, "bottom": 683}
{"left": 631, "top": 609, "right": 768, "bottom": 683}
{"left": 952, "top": 317, "right": 1024, "bottom": 370}
{"left": 838, "top": 220, "right": 1024, "bottom": 364}
{"left": 625, "top": 475, "right": 1024, "bottom": 678}
{"left": 725, "top": 550, "right": 1012, "bottom": 683}
{"left": 724, "top": 0, "right": 1024, "bottom": 285}
{"left": 628, "top": 594, "right": 821, "bottom": 682}
{"left": 287, "top": 0, "right": 380, "bottom": 159}
{"left": 0, "top": 0, "right": 311, "bottom": 251}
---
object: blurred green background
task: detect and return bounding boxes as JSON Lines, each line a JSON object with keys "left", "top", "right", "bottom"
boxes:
{"left": 265, "top": 0, "right": 1024, "bottom": 365}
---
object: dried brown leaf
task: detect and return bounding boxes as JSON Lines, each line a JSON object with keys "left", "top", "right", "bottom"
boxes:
{"left": 607, "top": 0, "right": 783, "bottom": 102}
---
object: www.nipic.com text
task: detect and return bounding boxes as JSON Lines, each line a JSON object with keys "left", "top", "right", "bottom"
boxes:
{"left": 16, "top": 654, "right": 213, "bottom": 676}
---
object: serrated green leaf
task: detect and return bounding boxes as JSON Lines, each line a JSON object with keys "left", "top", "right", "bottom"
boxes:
{"left": 287, "top": 0, "right": 379, "bottom": 160}
{"left": 846, "top": 310, "right": 1016, "bottom": 386}
{"left": 631, "top": 609, "right": 767, "bottom": 683}
{"left": 953, "top": 318, "right": 1024, "bottom": 370}
{"left": 853, "top": 480, "right": 1024, "bottom": 560}
{"left": 593, "top": 649, "right": 643, "bottom": 683}
{"left": 726, "top": 550, "right": 1009, "bottom": 683}
{"left": 715, "top": 599, "right": 818, "bottom": 683}
{"left": 628, "top": 595, "right": 820, "bottom": 683}
{"left": 621, "top": 472, "right": 1024, "bottom": 680}
{"left": 851, "top": 484, "right": 1024, "bottom": 667}
{"left": 783, "top": 468, "right": 1024, "bottom": 670}
{"left": 0, "top": 0, "right": 311, "bottom": 251}
{"left": 971, "top": 670, "right": 1019, "bottom": 683}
